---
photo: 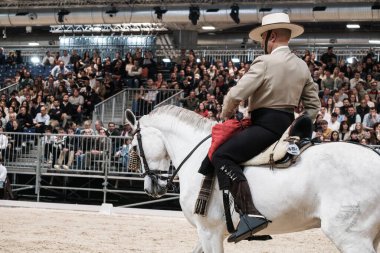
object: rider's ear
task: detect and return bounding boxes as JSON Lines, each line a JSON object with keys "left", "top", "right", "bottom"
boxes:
{"left": 125, "top": 109, "right": 137, "bottom": 132}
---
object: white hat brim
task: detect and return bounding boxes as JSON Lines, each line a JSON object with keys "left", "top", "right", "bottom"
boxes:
{"left": 249, "top": 23, "right": 304, "bottom": 42}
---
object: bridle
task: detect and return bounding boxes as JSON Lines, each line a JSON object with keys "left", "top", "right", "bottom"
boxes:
{"left": 134, "top": 121, "right": 211, "bottom": 191}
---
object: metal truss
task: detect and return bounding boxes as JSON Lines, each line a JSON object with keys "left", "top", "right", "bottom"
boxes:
{"left": 0, "top": 0, "right": 376, "bottom": 9}
{"left": 50, "top": 23, "right": 167, "bottom": 33}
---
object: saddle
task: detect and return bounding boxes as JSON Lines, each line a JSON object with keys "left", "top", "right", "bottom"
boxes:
{"left": 242, "top": 114, "right": 314, "bottom": 169}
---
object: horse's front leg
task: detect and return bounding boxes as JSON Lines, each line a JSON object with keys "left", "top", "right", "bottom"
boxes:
{"left": 192, "top": 240, "right": 203, "bottom": 253}
{"left": 196, "top": 223, "right": 225, "bottom": 253}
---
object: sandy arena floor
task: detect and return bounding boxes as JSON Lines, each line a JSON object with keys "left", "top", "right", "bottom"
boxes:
{"left": 0, "top": 204, "right": 377, "bottom": 253}
{"left": 0, "top": 205, "right": 336, "bottom": 253}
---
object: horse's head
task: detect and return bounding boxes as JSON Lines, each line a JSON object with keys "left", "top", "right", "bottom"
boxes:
{"left": 126, "top": 109, "right": 171, "bottom": 198}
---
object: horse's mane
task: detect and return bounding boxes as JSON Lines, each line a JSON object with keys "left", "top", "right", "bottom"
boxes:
{"left": 140, "top": 105, "right": 216, "bottom": 133}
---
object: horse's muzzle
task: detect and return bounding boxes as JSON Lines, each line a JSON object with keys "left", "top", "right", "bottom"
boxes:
{"left": 144, "top": 175, "right": 167, "bottom": 198}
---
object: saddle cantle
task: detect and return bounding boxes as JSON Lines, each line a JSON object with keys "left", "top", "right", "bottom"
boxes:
{"left": 241, "top": 114, "right": 313, "bottom": 168}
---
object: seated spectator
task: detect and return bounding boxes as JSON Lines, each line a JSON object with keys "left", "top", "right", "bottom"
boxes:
{"left": 311, "top": 127, "right": 323, "bottom": 143}
{"left": 81, "top": 120, "right": 94, "bottom": 135}
{"left": 328, "top": 112, "right": 340, "bottom": 131}
{"left": 48, "top": 99, "right": 62, "bottom": 128}
{"left": 94, "top": 120, "right": 107, "bottom": 136}
{"left": 33, "top": 105, "right": 50, "bottom": 134}
{"left": 338, "top": 121, "right": 350, "bottom": 141}
{"left": 114, "top": 138, "right": 131, "bottom": 171}
{"left": 84, "top": 128, "right": 108, "bottom": 170}
{"left": 82, "top": 86, "right": 101, "bottom": 120}
{"left": 55, "top": 127, "right": 78, "bottom": 170}
{"left": 68, "top": 88, "right": 84, "bottom": 124}
{"left": 75, "top": 128, "right": 93, "bottom": 170}
{"left": 349, "top": 130, "right": 360, "bottom": 143}
{"left": 180, "top": 90, "right": 199, "bottom": 111}
{"left": 42, "top": 51, "right": 55, "bottom": 66}
{"left": 42, "top": 126, "right": 56, "bottom": 166}
{"left": 362, "top": 107, "right": 380, "bottom": 131}
{"left": 330, "top": 130, "right": 340, "bottom": 142}
{"left": 369, "top": 122, "right": 380, "bottom": 145}
{"left": 51, "top": 61, "right": 70, "bottom": 78}
{"left": 194, "top": 102, "right": 208, "bottom": 118}
{"left": 345, "top": 105, "right": 361, "bottom": 127}
{"left": 0, "top": 126, "right": 10, "bottom": 160}
{"left": 320, "top": 120, "right": 332, "bottom": 141}
{"left": 356, "top": 99, "right": 370, "bottom": 122}
{"left": 60, "top": 94, "right": 74, "bottom": 128}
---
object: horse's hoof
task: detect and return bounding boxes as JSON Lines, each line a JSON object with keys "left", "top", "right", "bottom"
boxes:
{"left": 228, "top": 214, "right": 269, "bottom": 243}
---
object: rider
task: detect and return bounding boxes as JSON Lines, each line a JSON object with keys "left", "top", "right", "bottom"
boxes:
{"left": 211, "top": 13, "right": 321, "bottom": 243}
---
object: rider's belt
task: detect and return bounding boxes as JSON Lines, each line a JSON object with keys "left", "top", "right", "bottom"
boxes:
{"left": 250, "top": 107, "right": 294, "bottom": 117}
{"left": 272, "top": 108, "right": 294, "bottom": 114}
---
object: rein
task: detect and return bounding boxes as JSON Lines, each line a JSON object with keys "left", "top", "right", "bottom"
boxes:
{"left": 135, "top": 122, "right": 211, "bottom": 190}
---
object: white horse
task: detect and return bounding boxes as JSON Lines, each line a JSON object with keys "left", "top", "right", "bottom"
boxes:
{"left": 128, "top": 105, "right": 380, "bottom": 253}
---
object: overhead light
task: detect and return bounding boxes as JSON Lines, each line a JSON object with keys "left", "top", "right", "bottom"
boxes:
{"left": 189, "top": 6, "right": 200, "bottom": 25}
{"left": 202, "top": 26, "right": 215, "bottom": 30}
{"left": 28, "top": 42, "right": 39, "bottom": 46}
{"left": 153, "top": 6, "right": 167, "bottom": 20}
{"left": 162, "top": 58, "right": 171, "bottom": 63}
{"left": 369, "top": 40, "right": 380, "bottom": 44}
{"left": 231, "top": 58, "right": 240, "bottom": 63}
{"left": 57, "top": 9, "right": 70, "bottom": 23}
{"left": 347, "top": 24, "right": 360, "bottom": 29}
{"left": 31, "top": 56, "right": 40, "bottom": 64}
{"left": 230, "top": 4, "right": 240, "bottom": 24}
{"left": 105, "top": 5, "right": 118, "bottom": 17}
{"left": 259, "top": 8, "right": 272, "bottom": 12}
{"left": 313, "top": 6, "right": 326, "bottom": 11}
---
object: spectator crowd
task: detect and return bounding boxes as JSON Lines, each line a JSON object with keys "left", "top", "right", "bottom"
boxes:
{"left": 0, "top": 45, "right": 379, "bottom": 171}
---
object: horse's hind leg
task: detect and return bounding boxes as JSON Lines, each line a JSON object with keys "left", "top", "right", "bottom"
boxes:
{"left": 320, "top": 206, "right": 378, "bottom": 253}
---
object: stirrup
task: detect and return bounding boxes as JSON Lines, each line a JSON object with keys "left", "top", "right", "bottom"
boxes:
{"left": 227, "top": 214, "right": 269, "bottom": 243}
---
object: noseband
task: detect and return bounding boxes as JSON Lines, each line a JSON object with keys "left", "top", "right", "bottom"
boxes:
{"left": 134, "top": 122, "right": 211, "bottom": 191}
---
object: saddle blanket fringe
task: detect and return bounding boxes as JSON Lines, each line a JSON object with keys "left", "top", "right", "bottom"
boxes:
{"left": 194, "top": 174, "right": 215, "bottom": 216}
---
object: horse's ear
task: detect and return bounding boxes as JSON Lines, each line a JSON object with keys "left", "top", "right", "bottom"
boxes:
{"left": 125, "top": 109, "right": 137, "bottom": 132}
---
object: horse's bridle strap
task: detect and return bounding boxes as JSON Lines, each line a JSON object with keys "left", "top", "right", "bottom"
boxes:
{"left": 167, "top": 134, "right": 211, "bottom": 187}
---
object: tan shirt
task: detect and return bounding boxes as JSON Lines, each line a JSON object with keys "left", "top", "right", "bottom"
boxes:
{"left": 222, "top": 47, "right": 320, "bottom": 121}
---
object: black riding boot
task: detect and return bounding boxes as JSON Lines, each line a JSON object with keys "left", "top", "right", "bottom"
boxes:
{"left": 227, "top": 179, "right": 269, "bottom": 243}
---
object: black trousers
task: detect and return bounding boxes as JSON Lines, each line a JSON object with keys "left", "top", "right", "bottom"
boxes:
{"left": 211, "top": 108, "right": 294, "bottom": 190}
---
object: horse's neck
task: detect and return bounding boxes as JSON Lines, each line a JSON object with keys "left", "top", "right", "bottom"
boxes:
{"left": 167, "top": 129, "right": 210, "bottom": 168}
{"left": 149, "top": 119, "right": 211, "bottom": 170}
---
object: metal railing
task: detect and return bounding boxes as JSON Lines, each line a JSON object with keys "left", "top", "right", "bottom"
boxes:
{"left": 1, "top": 131, "right": 178, "bottom": 206}
{"left": 92, "top": 88, "right": 183, "bottom": 126}
{"left": 0, "top": 82, "right": 20, "bottom": 96}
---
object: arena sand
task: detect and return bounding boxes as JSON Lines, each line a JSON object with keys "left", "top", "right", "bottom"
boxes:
{"left": 0, "top": 206, "right": 368, "bottom": 253}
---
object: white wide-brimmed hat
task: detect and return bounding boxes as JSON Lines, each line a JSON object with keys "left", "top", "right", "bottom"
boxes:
{"left": 249, "top": 12, "right": 304, "bottom": 42}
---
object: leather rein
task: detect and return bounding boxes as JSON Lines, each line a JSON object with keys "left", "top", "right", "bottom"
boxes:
{"left": 135, "top": 122, "right": 211, "bottom": 190}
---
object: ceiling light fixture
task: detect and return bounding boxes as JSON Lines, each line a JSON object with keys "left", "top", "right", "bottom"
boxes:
{"left": 105, "top": 5, "right": 119, "bottom": 17}
{"left": 57, "top": 9, "right": 70, "bottom": 23}
{"left": 153, "top": 6, "right": 167, "bottom": 20}
{"left": 202, "top": 26, "right": 215, "bottom": 30}
{"left": 189, "top": 6, "right": 200, "bottom": 25}
{"left": 346, "top": 24, "right": 360, "bottom": 29}
{"left": 369, "top": 40, "right": 380, "bottom": 44}
{"left": 230, "top": 4, "right": 240, "bottom": 24}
